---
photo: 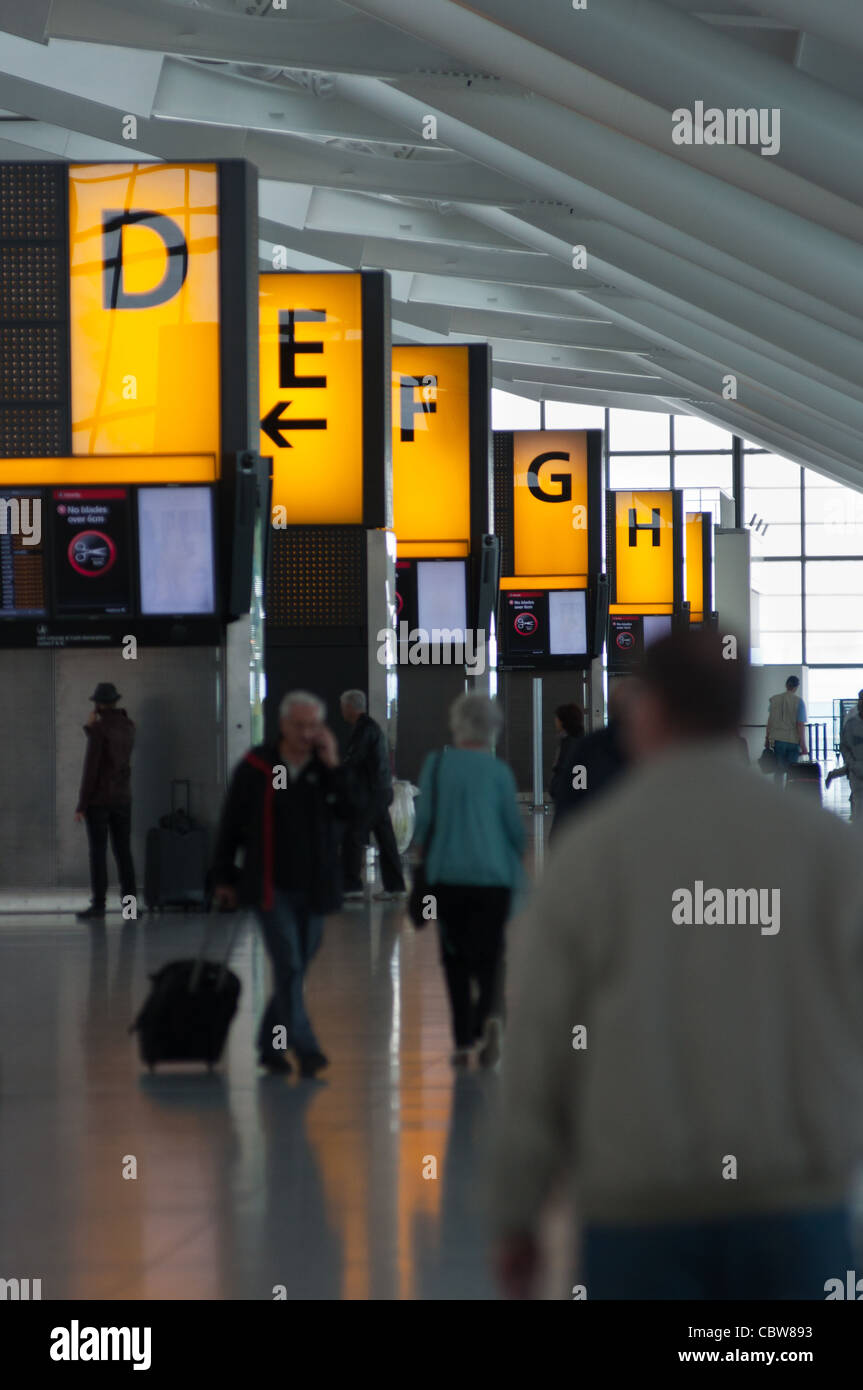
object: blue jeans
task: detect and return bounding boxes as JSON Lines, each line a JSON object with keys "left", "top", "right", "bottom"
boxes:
{"left": 255, "top": 890, "right": 324, "bottom": 1058}
{"left": 773, "top": 740, "right": 800, "bottom": 784}
{"left": 582, "top": 1206, "right": 854, "bottom": 1299}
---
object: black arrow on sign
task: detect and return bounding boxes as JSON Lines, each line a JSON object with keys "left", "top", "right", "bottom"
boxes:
{"left": 261, "top": 400, "right": 326, "bottom": 449}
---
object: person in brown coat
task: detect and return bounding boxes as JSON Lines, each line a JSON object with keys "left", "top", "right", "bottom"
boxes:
{"left": 74, "top": 682, "right": 136, "bottom": 921}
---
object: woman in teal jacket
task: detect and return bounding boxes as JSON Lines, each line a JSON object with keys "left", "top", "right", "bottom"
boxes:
{"left": 413, "top": 693, "right": 525, "bottom": 1068}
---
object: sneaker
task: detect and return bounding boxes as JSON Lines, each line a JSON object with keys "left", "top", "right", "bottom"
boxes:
{"left": 343, "top": 889, "right": 366, "bottom": 900}
{"left": 373, "top": 890, "right": 406, "bottom": 902}
{"left": 450, "top": 1048, "right": 471, "bottom": 1069}
{"left": 76, "top": 904, "right": 106, "bottom": 921}
{"left": 258, "top": 1053, "right": 292, "bottom": 1076}
{"left": 297, "top": 1049, "right": 329, "bottom": 1079}
{"left": 477, "top": 1017, "right": 502, "bottom": 1069}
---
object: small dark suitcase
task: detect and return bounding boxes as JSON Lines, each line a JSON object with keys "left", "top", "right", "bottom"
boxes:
{"left": 130, "top": 924, "right": 241, "bottom": 1071}
{"left": 144, "top": 780, "right": 209, "bottom": 911}
{"left": 786, "top": 759, "right": 822, "bottom": 800}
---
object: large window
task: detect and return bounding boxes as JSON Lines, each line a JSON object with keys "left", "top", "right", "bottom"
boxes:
{"left": 804, "top": 562, "right": 863, "bottom": 664}
{"left": 608, "top": 409, "right": 670, "bottom": 452}
{"left": 750, "top": 560, "right": 802, "bottom": 665}
{"left": 675, "top": 455, "right": 733, "bottom": 491}
{"left": 743, "top": 453, "right": 801, "bottom": 558}
{"left": 491, "top": 388, "right": 540, "bottom": 431}
{"left": 544, "top": 401, "right": 605, "bottom": 430}
{"left": 743, "top": 441, "right": 863, "bottom": 673}
{"left": 804, "top": 471, "right": 863, "bottom": 557}
{"left": 608, "top": 455, "right": 671, "bottom": 489}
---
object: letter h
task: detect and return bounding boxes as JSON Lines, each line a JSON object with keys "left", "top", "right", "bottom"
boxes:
{"left": 628, "top": 507, "right": 662, "bottom": 547}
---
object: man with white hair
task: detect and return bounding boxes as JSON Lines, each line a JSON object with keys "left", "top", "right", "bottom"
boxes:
{"left": 213, "top": 691, "right": 356, "bottom": 1076}
{"left": 340, "top": 689, "right": 406, "bottom": 902}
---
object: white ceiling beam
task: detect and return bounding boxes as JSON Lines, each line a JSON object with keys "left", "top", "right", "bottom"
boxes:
{"left": 0, "top": 33, "right": 163, "bottom": 115}
{"left": 347, "top": 0, "right": 863, "bottom": 242}
{"left": 43, "top": 0, "right": 465, "bottom": 79}
{"left": 461, "top": 206, "right": 863, "bottom": 435}
{"left": 155, "top": 56, "right": 429, "bottom": 146}
{"left": 748, "top": 0, "right": 863, "bottom": 58}
{"left": 458, "top": 0, "right": 863, "bottom": 201}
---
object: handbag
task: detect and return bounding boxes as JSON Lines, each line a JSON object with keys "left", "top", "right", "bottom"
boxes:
{"left": 758, "top": 744, "right": 778, "bottom": 774}
{"left": 408, "top": 750, "right": 443, "bottom": 928}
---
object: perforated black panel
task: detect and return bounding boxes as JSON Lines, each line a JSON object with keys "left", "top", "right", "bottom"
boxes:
{"left": 0, "top": 327, "right": 63, "bottom": 398}
{"left": 266, "top": 526, "right": 366, "bottom": 629}
{"left": 0, "top": 164, "right": 69, "bottom": 456}
{"left": 493, "top": 431, "right": 514, "bottom": 575}
{"left": 0, "top": 164, "right": 64, "bottom": 240}
{"left": 0, "top": 407, "right": 66, "bottom": 457}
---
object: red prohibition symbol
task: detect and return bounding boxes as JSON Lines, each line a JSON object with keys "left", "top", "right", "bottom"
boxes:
{"left": 67, "top": 529, "right": 117, "bottom": 577}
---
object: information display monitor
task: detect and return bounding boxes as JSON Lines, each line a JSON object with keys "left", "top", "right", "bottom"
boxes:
{"left": 416, "top": 559, "right": 467, "bottom": 641}
{"left": 501, "top": 587, "right": 589, "bottom": 668}
{"left": 138, "top": 486, "right": 216, "bottom": 616}
{"left": 396, "top": 558, "right": 467, "bottom": 641}
{"left": 0, "top": 491, "right": 46, "bottom": 617}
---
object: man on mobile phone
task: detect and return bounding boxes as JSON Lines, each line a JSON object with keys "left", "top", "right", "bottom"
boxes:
{"left": 212, "top": 690, "right": 357, "bottom": 1077}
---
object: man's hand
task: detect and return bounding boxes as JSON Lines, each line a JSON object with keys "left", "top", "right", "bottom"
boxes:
{"left": 494, "top": 1232, "right": 542, "bottom": 1300}
{"left": 213, "top": 884, "right": 238, "bottom": 912}
{"left": 74, "top": 811, "right": 84, "bottom": 824}
{"left": 86, "top": 710, "right": 100, "bottom": 728}
{"left": 313, "top": 725, "right": 339, "bottom": 769}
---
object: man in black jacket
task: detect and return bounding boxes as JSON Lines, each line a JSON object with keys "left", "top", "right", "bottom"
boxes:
{"left": 212, "top": 690, "right": 355, "bottom": 1077}
{"left": 74, "top": 682, "right": 136, "bottom": 921}
{"left": 339, "top": 690, "right": 406, "bottom": 901}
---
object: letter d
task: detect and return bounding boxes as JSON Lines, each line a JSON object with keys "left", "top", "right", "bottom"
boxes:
{"left": 102, "top": 210, "right": 189, "bottom": 310}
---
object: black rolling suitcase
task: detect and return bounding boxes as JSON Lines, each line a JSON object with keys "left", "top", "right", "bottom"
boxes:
{"left": 130, "top": 920, "right": 241, "bottom": 1072}
{"left": 144, "top": 780, "right": 209, "bottom": 911}
{"left": 786, "top": 759, "right": 822, "bottom": 800}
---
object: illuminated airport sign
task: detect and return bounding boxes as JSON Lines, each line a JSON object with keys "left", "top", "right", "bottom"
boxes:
{"left": 392, "top": 345, "right": 472, "bottom": 556}
{"left": 69, "top": 163, "right": 220, "bottom": 461}
{"left": 607, "top": 489, "right": 683, "bottom": 614}
{"left": 685, "top": 511, "right": 713, "bottom": 624}
{"left": 260, "top": 271, "right": 389, "bottom": 526}
{"left": 494, "top": 429, "right": 602, "bottom": 590}
{"left": 0, "top": 159, "right": 257, "bottom": 643}
{"left": 512, "top": 430, "right": 591, "bottom": 578}
{"left": 0, "top": 159, "right": 255, "bottom": 487}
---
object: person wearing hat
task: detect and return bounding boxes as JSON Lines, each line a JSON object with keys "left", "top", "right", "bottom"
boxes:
{"left": 74, "top": 683, "right": 137, "bottom": 921}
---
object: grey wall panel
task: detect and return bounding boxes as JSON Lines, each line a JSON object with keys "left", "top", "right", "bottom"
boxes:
{"left": 54, "top": 647, "right": 223, "bottom": 894}
{"left": 395, "top": 664, "right": 465, "bottom": 785}
{"left": 0, "top": 649, "right": 54, "bottom": 886}
{"left": 264, "top": 643, "right": 368, "bottom": 750}
{"left": 500, "top": 668, "right": 587, "bottom": 794}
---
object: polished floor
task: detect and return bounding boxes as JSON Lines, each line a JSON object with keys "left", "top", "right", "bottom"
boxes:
{"left": 0, "top": 771, "right": 854, "bottom": 1302}
{"left": 0, "top": 894, "right": 513, "bottom": 1301}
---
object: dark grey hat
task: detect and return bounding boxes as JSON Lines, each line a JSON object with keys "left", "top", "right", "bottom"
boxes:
{"left": 90, "top": 683, "right": 121, "bottom": 704}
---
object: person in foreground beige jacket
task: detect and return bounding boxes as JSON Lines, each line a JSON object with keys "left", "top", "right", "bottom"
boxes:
{"left": 489, "top": 631, "right": 863, "bottom": 1300}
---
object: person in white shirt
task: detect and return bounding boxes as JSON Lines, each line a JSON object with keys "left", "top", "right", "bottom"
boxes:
{"left": 765, "top": 675, "right": 808, "bottom": 783}
{"left": 489, "top": 631, "right": 863, "bottom": 1300}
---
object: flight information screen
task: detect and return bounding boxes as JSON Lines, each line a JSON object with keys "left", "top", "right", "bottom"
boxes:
{"left": 0, "top": 490, "right": 46, "bottom": 617}
{"left": 137, "top": 486, "right": 216, "bottom": 616}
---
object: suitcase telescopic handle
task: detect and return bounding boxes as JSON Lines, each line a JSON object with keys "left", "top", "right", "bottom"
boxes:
{"left": 189, "top": 915, "right": 242, "bottom": 993}
{"left": 171, "top": 780, "right": 191, "bottom": 816}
